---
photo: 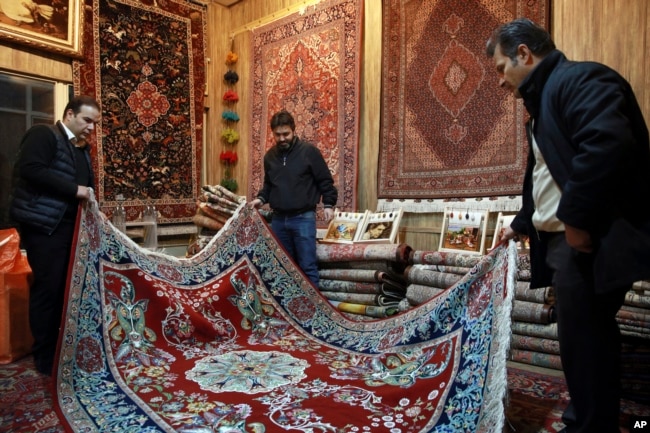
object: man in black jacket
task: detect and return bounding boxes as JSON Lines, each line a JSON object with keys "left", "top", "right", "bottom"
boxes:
{"left": 249, "top": 110, "right": 337, "bottom": 286}
{"left": 487, "top": 19, "right": 650, "bottom": 433}
{"left": 10, "top": 95, "right": 101, "bottom": 376}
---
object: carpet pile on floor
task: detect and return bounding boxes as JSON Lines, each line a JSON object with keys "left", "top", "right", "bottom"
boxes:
{"left": 2, "top": 356, "right": 648, "bottom": 433}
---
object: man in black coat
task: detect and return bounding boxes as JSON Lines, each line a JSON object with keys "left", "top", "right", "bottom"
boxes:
{"left": 486, "top": 19, "right": 650, "bottom": 433}
{"left": 10, "top": 95, "right": 101, "bottom": 376}
{"left": 249, "top": 110, "right": 337, "bottom": 286}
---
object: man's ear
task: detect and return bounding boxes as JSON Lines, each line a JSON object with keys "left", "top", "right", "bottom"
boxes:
{"left": 517, "top": 44, "right": 533, "bottom": 64}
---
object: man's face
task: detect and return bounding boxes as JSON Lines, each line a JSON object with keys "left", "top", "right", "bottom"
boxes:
{"left": 273, "top": 125, "right": 294, "bottom": 150}
{"left": 64, "top": 105, "right": 101, "bottom": 141}
{"left": 492, "top": 44, "right": 532, "bottom": 98}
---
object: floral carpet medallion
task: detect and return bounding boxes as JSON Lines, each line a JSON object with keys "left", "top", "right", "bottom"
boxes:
{"left": 54, "top": 195, "right": 516, "bottom": 432}
{"left": 74, "top": 0, "right": 206, "bottom": 222}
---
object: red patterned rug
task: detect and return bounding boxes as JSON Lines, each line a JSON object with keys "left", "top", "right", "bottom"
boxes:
{"left": 505, "top": 366, "right": 571, "bottom": 433}
{"left": 4, "top": 357, "right": 648, "bottom": 433}
{"left": 46, "top": 194, "right": 516, "bottom": 432}
{"left": 74, "top": 0, "right": 206, "bottom": 223}
{"left": 0, "top": 358, "right": 61, "bottom": 433}
{"left": 505, "top": 365, "right": 650, "bottom": 433}
{"left": 248, "top": 0, "right": 362, "bottom": 226}
{"left": 378, "top": 0, "right": 548, "bottom": 199}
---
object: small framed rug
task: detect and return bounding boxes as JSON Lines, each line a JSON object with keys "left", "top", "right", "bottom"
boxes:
{"left": 491, "top": 212, "right": 516, "bottom": 250}
{"left": 439, "top": 208, "right": 489, "bottom": 255}
{"left": 356, "top": 209, "right": 404, "bottom": 244}
{"left": 321, "top": 209, "right": 369, "bottom": 244}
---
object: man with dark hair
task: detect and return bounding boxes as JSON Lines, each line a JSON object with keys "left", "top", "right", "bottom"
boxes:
{"left": 10, "top": 95, "right": 101, "bottom": 376}
{"left": 249, "top": 110, "right": 337, "bottom": 286}
{"left": 487, "top": 18, "right": 650, "bottom": 432}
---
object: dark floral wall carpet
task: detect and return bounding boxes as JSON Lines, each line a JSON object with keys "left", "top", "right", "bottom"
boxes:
{"left": 74, "top": 0, "right": 206, "bottom": 222}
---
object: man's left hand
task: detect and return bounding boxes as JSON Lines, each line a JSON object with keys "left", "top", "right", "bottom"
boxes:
{"left": 565, "top": 224, "right": 594, "bottom": 253}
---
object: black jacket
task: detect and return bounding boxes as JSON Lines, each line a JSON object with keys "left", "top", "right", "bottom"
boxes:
{"left": 513, "top": 50, "right": 650, "bottom": 292}
{"left": 257, "top": 137, "right": 338, "bottom": 214}
{"left": 10, "top": 122, "right": 94, "bottom": 235}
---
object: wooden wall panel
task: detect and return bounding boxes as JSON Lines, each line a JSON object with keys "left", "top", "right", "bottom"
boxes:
{"left": 0, "top": 45, "right": 72, "bottom": 82}
{"left": 553, "top": 0, "right": 650, "bottom": 115}
{"left": 357, "top": 3, "right": 381, "bottom": 216}
{"left": 204, "top": 3, "right": 230, "bottom": 187}
{"left": 647, "top": 2, "right": 650, "bottom": 117}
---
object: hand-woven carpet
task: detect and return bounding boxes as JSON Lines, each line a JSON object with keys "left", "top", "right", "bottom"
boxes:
{"left": 54, "top": 196, "right": 516, "bottom": 432}
{"left": 378, "top": 0, "right": 548, "bottom": 199}
{"left": 248, "top": 0, "right": 362, "bottom": 226}
{"left": 74, "top": 0, "right": 206, "bottom": 223}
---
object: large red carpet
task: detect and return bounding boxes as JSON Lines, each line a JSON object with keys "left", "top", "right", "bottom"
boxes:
{"left": 29, "top": 194, "right": 518, "bottom": 432}
{"left": 3, "top": 197, "right": 648, "bottom": 432}
{"left": 3, "top": 357, "right": 648, "bottom": 433}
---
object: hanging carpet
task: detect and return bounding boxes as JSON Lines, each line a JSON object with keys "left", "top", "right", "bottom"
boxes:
{"left": 74, "top": 0, "right": 206, "bottom": 223}
{"left": 53, "top": 195, "right": 516, "bottom": 432}
{"left": 248, "top": 0, "right": 362, "bottom": 226}
{"left": 378, "top": 0, "right": 548, "bottom": 199}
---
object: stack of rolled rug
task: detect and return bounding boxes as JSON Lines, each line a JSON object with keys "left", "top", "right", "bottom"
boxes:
{"left": 400, "top": 249, "right": 562, "bottom": 370}
{"left": 402, "top": 249, "right": 481, "bottom": 308}
{"left": 619, "top": 280, "right": 650, "bottom": 404}
{"left": 620, "top": 280, "right": 650, "bottom": 339}
{"left": 506, "top": 253, "right": 561, "bottom": 370}
{"left": 316, "top": 242, "right": 411, "bottom": 319}
{"left": 186, "top": 184, "right": 245, "bottom": 256}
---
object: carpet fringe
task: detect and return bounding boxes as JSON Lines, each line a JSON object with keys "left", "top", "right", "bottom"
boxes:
{"left": 377, "top": 196, "right": 522, "bottom": 213}
{"left": 478, "top": 240, "right": 517, "bottom": 432}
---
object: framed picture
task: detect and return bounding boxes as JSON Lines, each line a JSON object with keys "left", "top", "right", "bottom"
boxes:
{"left": 355, "top": 209, "right": 403, "bottom": 244}
{"left": 490, "top": 212, "right": 516, "bottom": 250}
{"left": 0, "top": 0, "right": 84, "bottom": 58}
{"left": 320, "top": 209, "right": 368, "bottom": 244}
{"left": 438, "top": 208, "right": 489, "bottom": 255}
{"left": 490, "top": 212, "right": 530, "bottom": 252}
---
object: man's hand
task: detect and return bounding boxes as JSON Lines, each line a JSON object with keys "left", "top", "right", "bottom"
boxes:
{"left": 76, "top": 185, "right": 91, "bottom": 200}
{"left": 565, "top": 224, "right": 594, "bottom": 253}
{"left": 500, "top": 225, "right": 519, "bottom": 242}
{"left": 323, "top": 207, "right": 334, "bottom": 222}
{"left": 248, "top": 198, "right": 262, "bottom": 209}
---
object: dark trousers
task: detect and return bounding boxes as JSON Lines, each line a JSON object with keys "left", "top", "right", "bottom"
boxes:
{"left": 546, "top": 234, "right": 628, "bottom": 433}
{"left": 21, "top": 221, "right": 75, "bottom": 376}
{"left": 271, "top": 211, "right": 319, "bottom": 286}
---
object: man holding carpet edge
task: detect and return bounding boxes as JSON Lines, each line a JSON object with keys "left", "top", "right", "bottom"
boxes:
{"left": 10, "top": 95, "right": 101, "bottom": 376}
{"left": 249, "top": 110, "right": 338, "bottom": 287}
{"left": 486, "top": 18, "right": 650, "bottom": 433}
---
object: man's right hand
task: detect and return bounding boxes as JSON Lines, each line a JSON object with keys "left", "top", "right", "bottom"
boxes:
{"left": 500, "top": 225, "right": 519, "bottom": 242}
{"left": 76, "top": 185, "right": 91, "bottom": 200}
{"left": 248, "top": 198, "right": 262, "bottom": 209}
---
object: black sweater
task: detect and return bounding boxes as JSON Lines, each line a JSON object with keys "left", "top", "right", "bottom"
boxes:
{"left": 257, "top": 137, "right": 338, "bottom": 214}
